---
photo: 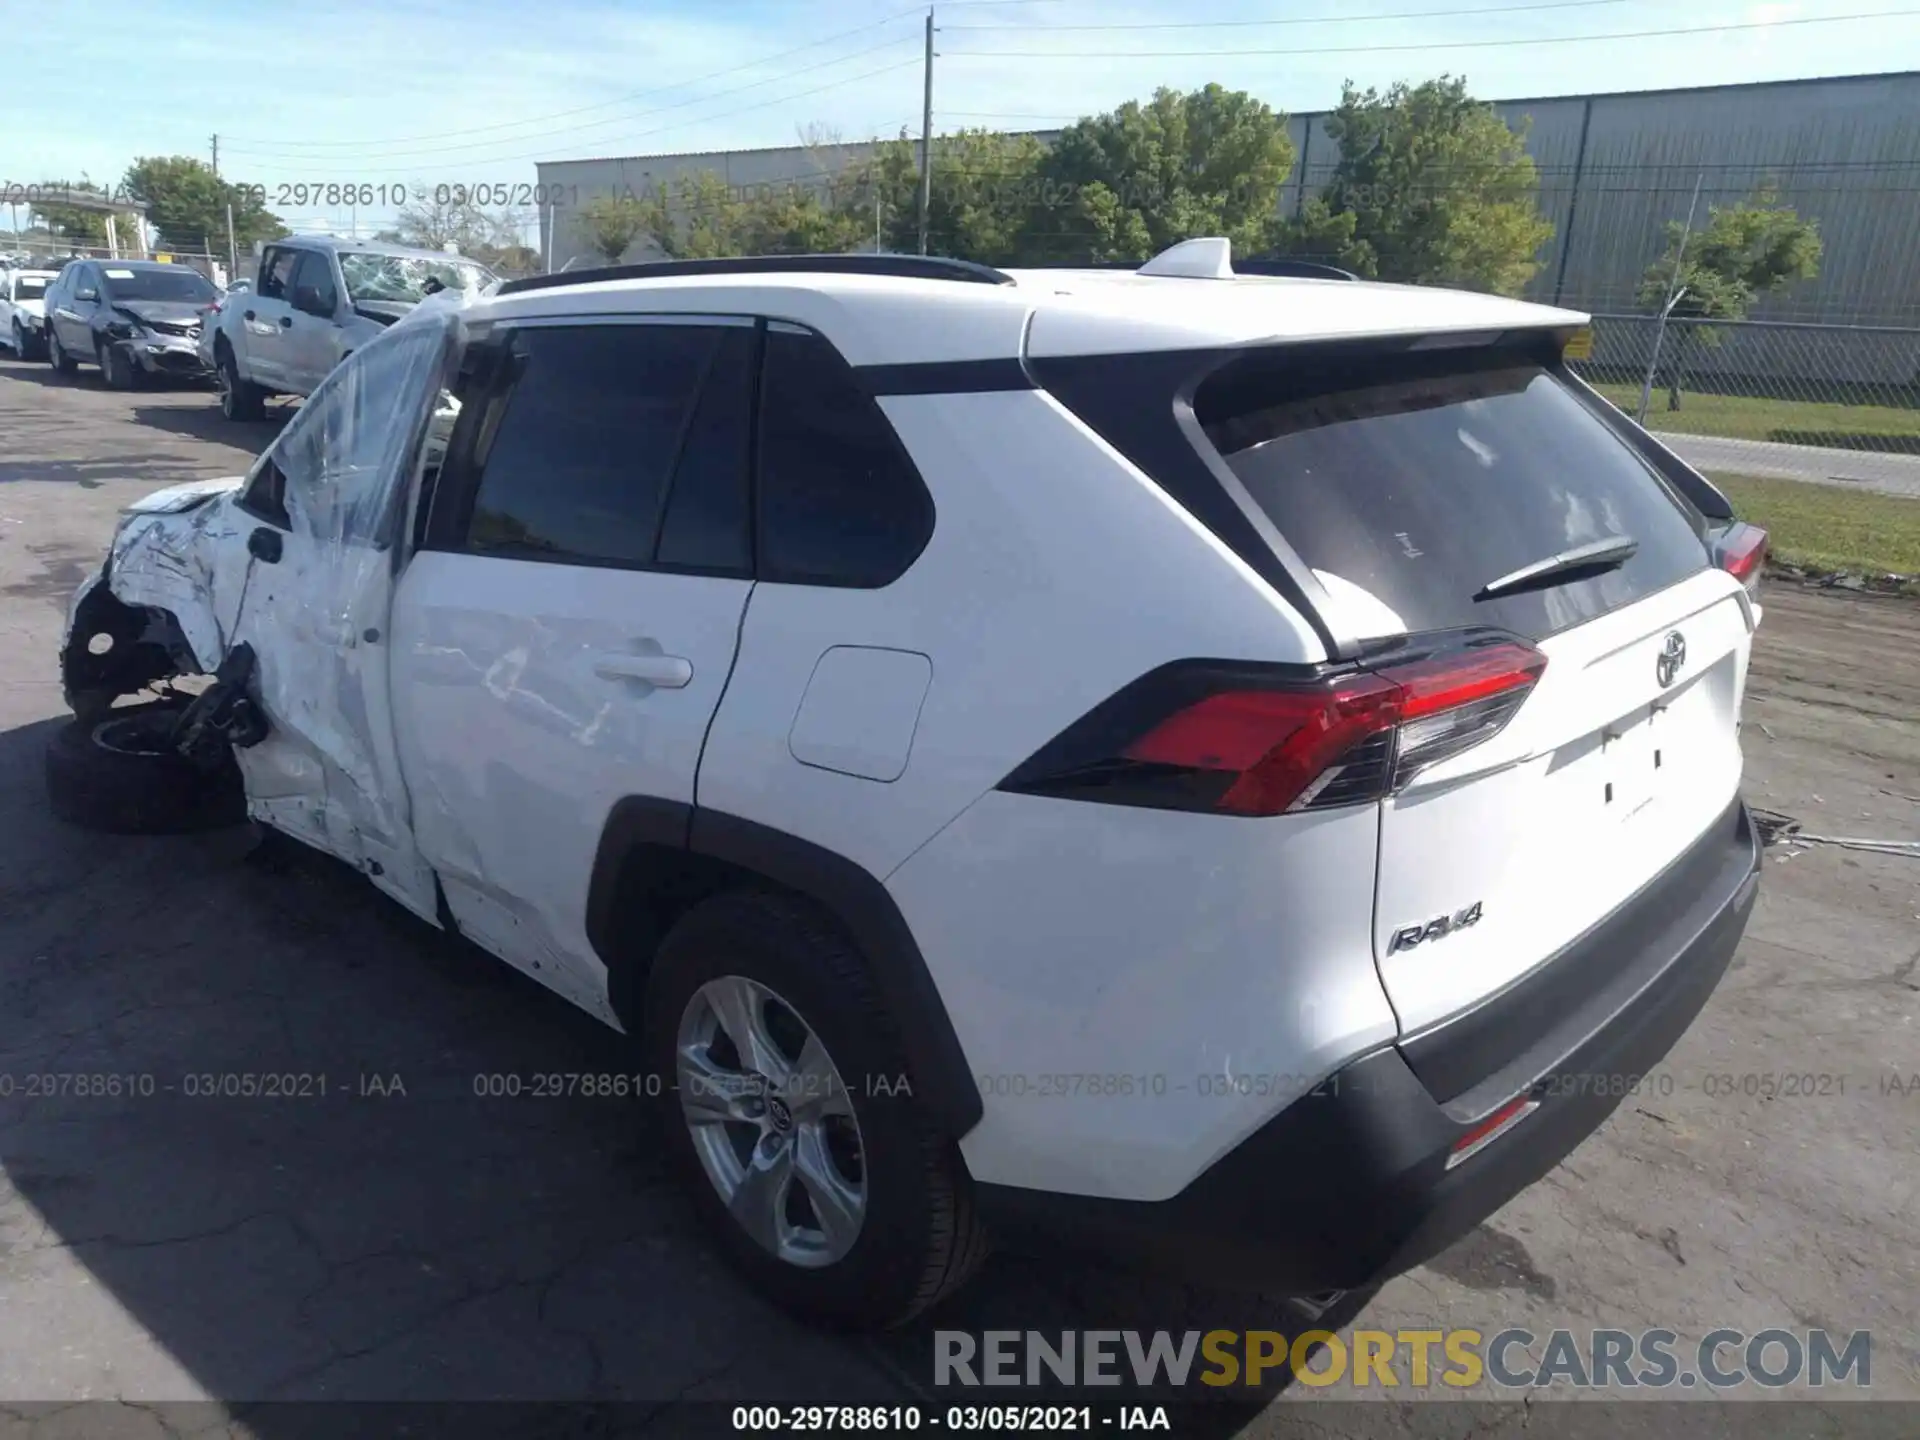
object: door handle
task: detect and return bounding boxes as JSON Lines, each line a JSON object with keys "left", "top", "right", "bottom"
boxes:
{"left": 593, "top": 653, "right": 692, "bottom": 688}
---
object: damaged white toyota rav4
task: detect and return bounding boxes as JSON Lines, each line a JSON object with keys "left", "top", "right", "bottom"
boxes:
{"left": 53, "top": 242, "right": 1770, "bottom": 1330}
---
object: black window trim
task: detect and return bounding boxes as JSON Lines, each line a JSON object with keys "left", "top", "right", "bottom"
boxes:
{"left": 234, "top": 453, "right": 291, "bottom": 529}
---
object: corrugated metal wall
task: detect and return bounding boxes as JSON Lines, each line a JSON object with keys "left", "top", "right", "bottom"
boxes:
{"left": 538, "top": 72, "right": 1920, "bottom": 322}
{"left": 1291, "top": 72, "right": 1920, "bottom": 323}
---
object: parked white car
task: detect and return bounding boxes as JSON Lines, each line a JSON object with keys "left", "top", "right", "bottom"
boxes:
{"left": 209, "top": 235, "right": 492, "bottom": 418}
{"left": 0, "top": 267, "right": 55, "bottom": 359}
{"left": 51, "top": 243, "right": 1768, "bottom": 1329}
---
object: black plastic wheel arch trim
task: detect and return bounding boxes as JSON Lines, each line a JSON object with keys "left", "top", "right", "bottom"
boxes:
{"left": 585, "top": 797, "right": 984, "bottom": 1138}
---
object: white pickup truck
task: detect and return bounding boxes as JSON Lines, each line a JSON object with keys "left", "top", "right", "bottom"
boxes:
{"left": 209, "top": 234, "right": 492, "bottom": 419}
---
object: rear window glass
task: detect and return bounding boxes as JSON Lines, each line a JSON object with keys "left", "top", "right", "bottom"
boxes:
{"left": 14, "top": 276, "right": 47, "bottom": 298}
{"left": 1201, "top": 354, "right": 1709, "bottom": 639}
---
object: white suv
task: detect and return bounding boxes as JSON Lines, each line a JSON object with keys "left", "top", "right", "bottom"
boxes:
{"left": 52, "top": 242, "right": 1767, "bottom": 1330}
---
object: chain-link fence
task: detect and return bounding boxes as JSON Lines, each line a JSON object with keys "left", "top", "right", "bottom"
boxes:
{"left": 1566, "top": 315, "right": 1920, "bottom": 498}
{"left": 1, "top": 241, "right": 233, "bottom": 286}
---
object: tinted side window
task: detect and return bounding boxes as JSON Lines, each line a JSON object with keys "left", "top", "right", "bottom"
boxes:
{"left": 756, "top": 325, "right": 932, "bottom": 587}
{"left": 292, "top": 251, "right": 338, "bottom": 313}
{"left": 463, "top": 323, "right": 720, "bottom": 567}
{"left": 656, "top": 325, "right": 754, "bottom": 574}
{"left": 258, "top": 249, "right": 299, "bottom": 300}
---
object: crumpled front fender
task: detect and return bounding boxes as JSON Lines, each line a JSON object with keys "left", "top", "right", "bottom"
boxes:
{"left": 60, "top": 479, "right": 249, "bottom": 709}
{"left": 86, "top": 479, "right": 248, "bottom": 671}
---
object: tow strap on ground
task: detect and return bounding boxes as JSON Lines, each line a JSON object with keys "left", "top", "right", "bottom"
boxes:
{"left": 1751, "top": 805, "right": 1920, "bottom": 859}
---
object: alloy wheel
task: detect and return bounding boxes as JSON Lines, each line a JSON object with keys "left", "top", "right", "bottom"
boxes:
{"left": 675, "top": 974, "right": 867, "bottom": 1269}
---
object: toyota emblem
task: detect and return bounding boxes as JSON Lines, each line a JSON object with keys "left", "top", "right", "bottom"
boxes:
{"left": 1656, "top": 631, "right": 1687, "bottom": 688}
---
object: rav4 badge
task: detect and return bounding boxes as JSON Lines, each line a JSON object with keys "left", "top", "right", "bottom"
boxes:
{"left": 1388, "top": 901, "right": 1485, "bottom": 955}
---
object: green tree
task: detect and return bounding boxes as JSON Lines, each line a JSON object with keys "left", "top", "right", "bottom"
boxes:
{"left": 839, "top": 129, "right": 1047, "bottom": 261}
{"left": 577, "top": 189, "right": 656, "bottom": 262}
{"left": 1282, "top": 76, "right": 1552, "bottom": 294}
{"left": 1636, "top": 184, "right": 1822, "bottom": 409}
{"left": 633, "top": 174, "right": 744, "bottom": 260}
{"left": 32, "top": 180, "right": 110, "bottom": 246}
{"left": 122, "top": 156, "right": 284, "bottom": 252}
{"left": 1027, "top": 86, "right": 1295, "bottom": 263}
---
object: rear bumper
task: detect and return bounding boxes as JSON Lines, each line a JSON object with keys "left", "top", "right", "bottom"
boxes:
{"left": 979, "top": 798, "right": 1761, "bottom": 1292}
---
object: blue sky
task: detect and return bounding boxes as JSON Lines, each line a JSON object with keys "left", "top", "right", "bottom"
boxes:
{"left": 3, "top": 0, "right": 1917, "bottom": 239}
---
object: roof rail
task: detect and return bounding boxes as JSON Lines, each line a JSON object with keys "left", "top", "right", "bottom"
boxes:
{"left": 496, "top": 253, "right": 1015, "bottom": 297}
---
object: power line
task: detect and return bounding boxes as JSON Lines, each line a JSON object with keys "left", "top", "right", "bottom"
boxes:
{"left": 945, "top": 9, "right": 1920, "bottom": 57}
{"left": 251, "top": 57, "right": 927, "bottom": 179}
{"left": 219, "top": 8, "right": 921, "bottom": 152}
{"left": 222, "top": 36, "right": 920, "bottom": 166}
{"left": 946, "top": 0, "right": 1635, "bottom": 29}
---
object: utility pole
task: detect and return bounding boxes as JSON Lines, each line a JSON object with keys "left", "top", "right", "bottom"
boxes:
{"left": 226, "top": 202, "right": 238, "bottom": 278}
{"left": 210, "top": 134, "right": 219, "bottom": 180}
{"left": 1637, "top": 172, "right": 1703, "bottom": 426}
{"left": 917, "top": 7, "right": 934, "bottom": 256}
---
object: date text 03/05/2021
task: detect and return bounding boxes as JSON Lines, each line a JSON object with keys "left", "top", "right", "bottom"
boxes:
{"left": 730, "top": 1406, "right": 1171, "bottom": 1432}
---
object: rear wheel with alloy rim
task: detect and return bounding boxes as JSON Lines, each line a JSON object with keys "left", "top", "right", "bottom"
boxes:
{"left": 677, "top": 974, "right": 869, "bottom": 1268}
{"left": 48, "top": 330, "right": 77, "bottom": 374}
{"left": 643, "top": 890, "right": 988, "bottom": 1329}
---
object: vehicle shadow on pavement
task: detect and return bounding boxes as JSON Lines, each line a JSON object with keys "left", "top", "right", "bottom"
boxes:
{"left": 0, "top": 713, "right": 1356, "bottom": 1431}
{"left": 131, "top": 400, "right": 292, "bottom": 449}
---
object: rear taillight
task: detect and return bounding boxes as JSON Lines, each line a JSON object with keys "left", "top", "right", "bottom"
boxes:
{"left": 1715, "top": 522, "right": 1768, "bottom": 600}
{"left": 1000, "top": 636, "right": 1546, "bottom": 817}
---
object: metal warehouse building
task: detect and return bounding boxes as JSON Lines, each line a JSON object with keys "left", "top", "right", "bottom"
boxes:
{"left": 536, "top": 70, "right": 1920, "bottom": 326}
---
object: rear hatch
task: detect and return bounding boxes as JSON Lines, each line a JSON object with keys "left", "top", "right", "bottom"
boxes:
{"left": 1198, "top": 340, "right": 1755, "bottom": 1034}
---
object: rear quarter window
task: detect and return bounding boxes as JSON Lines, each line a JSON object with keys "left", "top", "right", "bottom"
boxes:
{"left": 1199, "top": 349, "right": 1711, "bottom": 640}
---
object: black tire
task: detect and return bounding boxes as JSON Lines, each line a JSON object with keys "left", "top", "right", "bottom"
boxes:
{"left": 218, "top": 346, "right": 265, "bottom": 420}
{"left": 99, "top": 339, "right": 138, "bottom": 390}
{"left": 48, "top": 329, "right": 78, "bottom": 375}
{"left": 45, "top": 699, "right": 246, "bottom": 835}
{"left": 11, "top": 320, "right": 37, "bottom": 360}
{"left": 643, "top": 890, "right": 989, "bottom": 1330}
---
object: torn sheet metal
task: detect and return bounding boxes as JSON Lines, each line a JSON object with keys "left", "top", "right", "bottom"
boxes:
{"left": 83, "top": 476, "right": 248, "bottom": 671}
{"left": 229, "top": 303, "right": 464, "bottom": 870}
{"left": 66, "top": 301, "right": 467, "bottom": 885}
